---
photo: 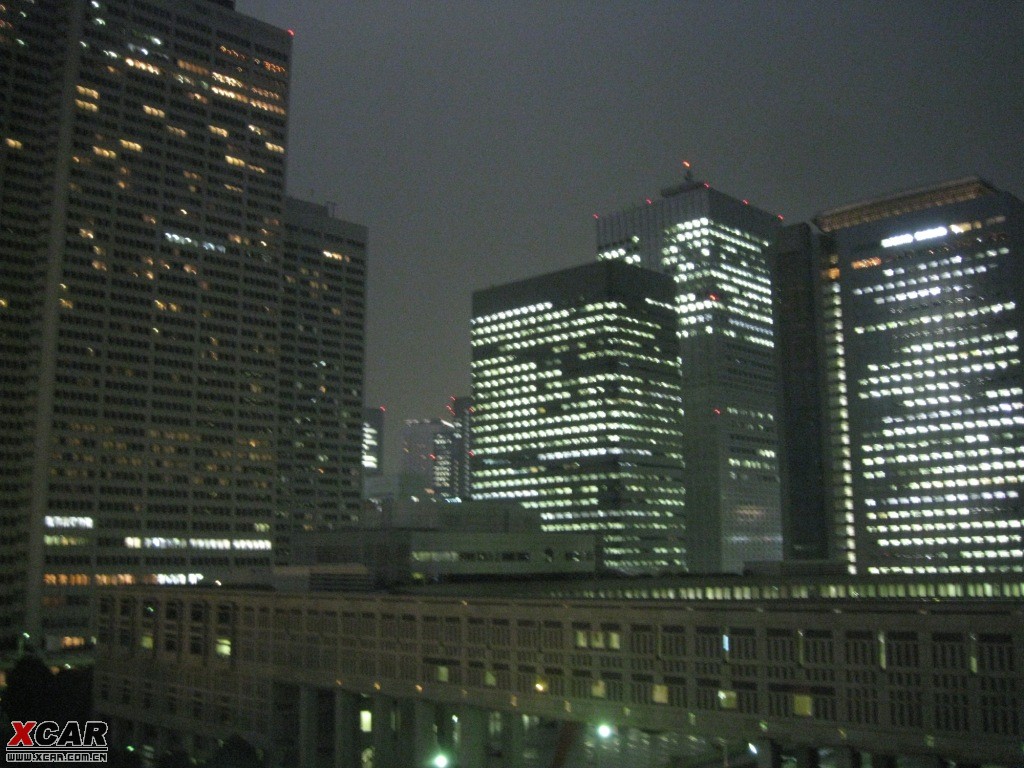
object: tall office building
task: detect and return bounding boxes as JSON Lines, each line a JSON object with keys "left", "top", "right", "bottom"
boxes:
{"left": 804, "top": 178, "right": 1024, "bottom": 575}
{"left": 597, "top": 178, "right": 782, "bottom": 572}
{"left": 275, "top": 197, "right": 366, "bottom": 563}
{"left": 400, "top": 418, "right": 456, "bottom": 498}
{"left": 770, "top": 224, "right": 832, "bottom": 562}
{"left": 446, "top": 395, "right": 473, "bottom": 499}
{"left": 0, "top": 0, "right": 363, "bottom": 651}
{"left": 471, "top": 261, "right": 687, "bottom": 573}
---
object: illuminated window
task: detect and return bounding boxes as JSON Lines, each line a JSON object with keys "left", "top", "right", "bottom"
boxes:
{"left": 718, "top": 689, "right": 737, "bottom": 709}
{"left": 793, "top": 694, "right": 813, "bottom": 716}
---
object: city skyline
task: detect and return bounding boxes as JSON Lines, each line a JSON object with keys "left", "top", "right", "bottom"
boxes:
{"left": 236, "top": 0, "right": 1024, "bottom": 466}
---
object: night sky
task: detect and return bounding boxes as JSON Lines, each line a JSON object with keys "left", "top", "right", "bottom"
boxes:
{"left": 237, "top": 0, "right": 1024, "bottom": 469}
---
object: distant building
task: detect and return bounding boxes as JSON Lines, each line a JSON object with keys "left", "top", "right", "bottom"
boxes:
{"left": 286, "top": 499, "right": 597, "bottom": 587}
{"left": 806, "top": 178, "right": 1024, "bottom": 575}
{"left": 276, "top": 198, "right": 367, "bottom": 563}
{"left": 471, "top": 260, "right": 687, "bottom": 574}
{"left": 362, "top": 406, "right": 386, "bottom": 475}
{"left": 400, "top": 418, "right": 456, "bottom": 499}
{"left": 597, "top": 178, "right": 783, "bottom": 572}
{"left": 446, "top": 395, "right": 474, "bottom": 499}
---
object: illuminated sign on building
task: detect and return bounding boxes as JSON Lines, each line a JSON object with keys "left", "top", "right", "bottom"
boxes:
{"left": 880, "top": 226, "right": 948, "bottom": 248}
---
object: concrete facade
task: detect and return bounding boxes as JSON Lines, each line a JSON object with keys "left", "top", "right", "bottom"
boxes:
{"left": 95, "top": 587, "right": 1023, "bottom": 766}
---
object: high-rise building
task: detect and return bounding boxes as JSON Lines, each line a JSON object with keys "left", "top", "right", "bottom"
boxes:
{"left": 803, "top": 178, "right": 1024, "bottom": 575}
{"left": 0, "top": 0, "right": 357, "bottom": 651}
{"left": 770, "top": 224, "right": 832, "bottom": 562}
{"left": 275, "top": 197, "right": 366, "bottom": 563}
{"left": 400, "top": 418, "right": 456, "bottom": 498}
{"left": 597, "top": 177, "right": 783, "bottom": 572}
{"left": 471, "top": 260, "right": 687, "bottom": 573}
{"left": 446, "top": 395, "right": 473, "bottom": 499}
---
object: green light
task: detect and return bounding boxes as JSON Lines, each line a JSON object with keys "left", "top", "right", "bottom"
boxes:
{"left": 597, "top": 724, "right": 613, "bottom": 739}
{"left": 432, "top": 754, "right": 449, "bottom": 768}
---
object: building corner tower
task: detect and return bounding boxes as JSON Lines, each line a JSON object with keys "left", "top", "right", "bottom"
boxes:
{"left": 597, "top": 178, "right": 783, "bottom": 572}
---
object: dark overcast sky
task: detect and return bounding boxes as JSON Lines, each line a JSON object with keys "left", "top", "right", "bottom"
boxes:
{"left": 238, "top": 0, "right": 1024, "bottom": 470}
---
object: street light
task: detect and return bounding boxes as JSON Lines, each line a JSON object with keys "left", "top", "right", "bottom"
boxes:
{"left": 431, "top": 753, "right": 450, "bottom": 768}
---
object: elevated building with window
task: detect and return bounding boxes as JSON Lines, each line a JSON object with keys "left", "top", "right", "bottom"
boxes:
{"left": 806, "top": 178, "right": 1024, "bottom": 575}
{"left": 597, "top": 178, "right": 783, "bottom": 572}
{"left": 0, "top": 0, "right": 295, "bottom": 652}
{"left": 276, "top": 197, "right": 367, "bottom": 563}
{"left": 471, "top": 260, "right": 687, "bottom": 573}
{"left": 0, "top": 0, "right": 364, "bottom": 652}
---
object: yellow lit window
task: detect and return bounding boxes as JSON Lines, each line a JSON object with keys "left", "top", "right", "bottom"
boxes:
{"left": 793, "top": 694, "right": 813, "bottom": 716}
{"left": 75, "top": 99, "right": 99, "bottom": 112}
{"left": 208, "top": 125, "right": 229, "bottom": 137}
{"left": 125, "top": 58, "right": 161, "bottom": 75}
{"left": 4, "top": 137, "right": 23, "bottom": 149}
{"left": 143, "top": 104, "right": 165, "bottom": 117}
{"left": 76, "top": 85, "right": 100, "bottom": 99}
{"left": 225, "top": 155, "right": 245, "bottom": 167}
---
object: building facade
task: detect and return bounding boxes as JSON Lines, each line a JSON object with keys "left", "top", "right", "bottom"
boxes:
{"left": 471, "top": 261, "right": 687, "bottom": 573}
{"left": 0, "top": 0, "right": 362, "bottom": 652}
{"left": 399, "top": 418, "right": 457, "bottom": 499}
{"left": 770, "top": 224, "right": 832, "bottom": 562}
{"left": 597, "top": 179, "right": 782, "bottom": 572}
{"left": 445, "top": 395, "right": 473, "bottom": 500}
{"left": 809, "top": 178, "right": 1024, "bottom": 575}
{"left": 275, "top": 197, "right": 367, "bottom": 564}
{"left": 95, "top": 585, "right": 1024, "bottom": 768}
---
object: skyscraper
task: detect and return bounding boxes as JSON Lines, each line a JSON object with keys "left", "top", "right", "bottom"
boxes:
{"left": 275, "top": 197, "right": 366, "bottom": 563}
{"left": 446, "top": 395, "right": 473, "bottom": 500}
{"left": 471, "top": 260, "right": 687, "bottom": 573}
{"left": 0, "top": 0, "right": 362, "bottom": 651}
{"left": 770, "top": 223, "right": 832, "bottom": 562}
{"left": 807, "top": 178, "right": 1024, "bottom": 575}
{"left": 597, "top": 178, "right": 782, "bottom": 572}
{"left": 400, "top": 418, "right": 456, "bottom": 499}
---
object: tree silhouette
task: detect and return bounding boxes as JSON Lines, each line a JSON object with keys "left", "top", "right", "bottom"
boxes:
{"left": 2, "top": 655, "right": 57, "bottom": 723}
{"left": 205, "top": 734, "right": 264, "bottom": 768}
